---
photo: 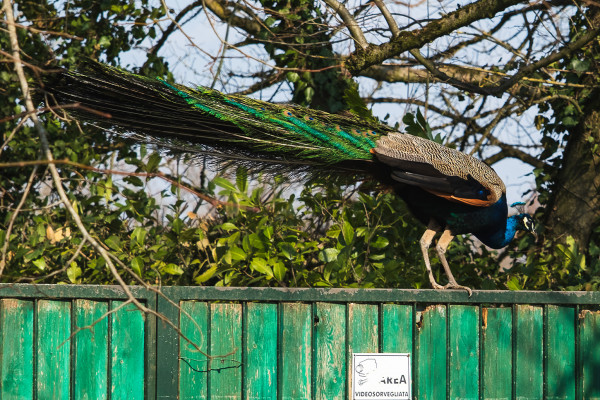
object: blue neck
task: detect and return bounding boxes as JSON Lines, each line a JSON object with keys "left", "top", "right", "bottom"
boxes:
{"left": 478, "top": 214, "right": 522, "bottom": 249}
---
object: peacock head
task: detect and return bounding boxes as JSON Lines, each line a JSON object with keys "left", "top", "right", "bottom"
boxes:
{"left": 511, "top": 202, "right": 536, "bottom": 238}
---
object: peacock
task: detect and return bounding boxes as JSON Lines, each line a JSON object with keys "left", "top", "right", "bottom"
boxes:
{"left": 41, "top": 62, "right": 535, "bottom": 293}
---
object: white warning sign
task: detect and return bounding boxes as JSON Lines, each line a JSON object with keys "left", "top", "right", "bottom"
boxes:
{"left": 352, "top": 353, "right": 411, "bottom": 400}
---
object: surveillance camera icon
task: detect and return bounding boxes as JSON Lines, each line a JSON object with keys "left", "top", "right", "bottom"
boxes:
{"left": 355, "top": 359, "right": 377, "bottom": 385}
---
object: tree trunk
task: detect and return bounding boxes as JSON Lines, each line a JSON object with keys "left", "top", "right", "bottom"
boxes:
{"left": 543, "top": 85, "right": 600, "bottom": 248}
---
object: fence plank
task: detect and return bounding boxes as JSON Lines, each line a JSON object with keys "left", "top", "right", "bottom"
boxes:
{"left": 111, "top": 301, "right": 145, "bottom": 400}
{"left": 179, "top": 301, "right": 209, "bottom": 400}
{"left": 73, "top": 299, "right": 108, "bottom": 400}
{"left": 546, "top": 305, "right": 575, "bottom": 400}
{"left": 515, "top": 305, "right": 543, "bottom": 399}
{"left": 245, "top": 303, "right": 278, "bottom": 400}
{"left": 381, "top": 304, "right": 413, "bottom": 353}
{"left": 581, "top": 309, "right": 600, "bottom": 399}
{"left": 0, "top": 299, "right": 33, "bottom": 400}
{"left": 280, "top": 303, "right": 311, "bottom": 400}
{"left": 315, "top": 302, "right": 346, "bottom": 400}
{"left": 416, "top": 305, "right": 446, "bottom": 400}
{"left": 449, "top": 305, "right": 479, "bottom": 400}
{"left": 348, "top": 303, "right": 379, "bottom": 353}
{"left": 210, "top": 303, "right": 242, "bottom": 400}
{"left": 37, "top": 300, "right": 70, "bottom": 399}
{"left": 482, "top": 307, "right": 512, "bottom": 400}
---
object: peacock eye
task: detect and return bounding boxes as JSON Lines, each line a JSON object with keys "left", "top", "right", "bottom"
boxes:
{"left": 522, "top": 216, "right": 535, "bottom": 233}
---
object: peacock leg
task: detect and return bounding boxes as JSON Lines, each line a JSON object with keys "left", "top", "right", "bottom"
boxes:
{"left": 419, "top": 226, "right": 444, "bottom": 290}
{"left": 436, "top": 229, "right": 473, "bottom": 295}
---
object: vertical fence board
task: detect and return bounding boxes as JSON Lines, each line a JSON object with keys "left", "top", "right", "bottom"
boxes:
{"left": 315, "top": 302, "right": 346, "bottom": 400}
{"left": 73, "top": 299, "right": 108, "bottom": 400}
{"left": 449, "top": 305, "right": 479, "bottom": 400}
{"left": 515, "top": 305, "right": 543, "bottom": 399}
{"left": 245, "top": 303, "right": 278, "bottom": 400}
{"left": 209, "top": 303, "right": 242, "bottom": 400}
{"left": 416, "top": 305, "right": 446, "bottom": 400}
{"left": 179, "top": 301, "right": 209, "bottom": 400}
{"left": 37, "top": 300, "right": 70, "bottom": 399}
{"left": 111, "top": 301, "right": 145, "bottom": 400}
{"left": 0, "top": 299, "right": 33, "bottom": 400}
{"left": 348, "top": 303, "right": 378, "bottom": 399}
{"left": 482, "top": 307, "right": 512, "bottom": 400}
{"left": 348, "top": 303, "right": 379, "bottom": 353}
{"left": 546, "top": 305, "right": 575, "bottom": 400}
{"left": 381, "top": 304, "right": 413, "bottom": 353}
{"left": 581, "top": 310, "right": 600, "bottom": 399}
{"left": 280, "top": 303, "right": 311, "bottom": 400}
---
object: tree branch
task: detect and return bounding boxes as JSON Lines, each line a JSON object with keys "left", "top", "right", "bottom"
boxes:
{"left": 345, "top": 0, "right": 525, "bottom": 74}
{"left": 323, "top": 0, "right": 369, "bottom": 50}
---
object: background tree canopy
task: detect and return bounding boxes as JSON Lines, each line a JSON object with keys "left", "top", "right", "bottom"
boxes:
{"left": 1, "top": 0, "right": 599, "bottom": 290}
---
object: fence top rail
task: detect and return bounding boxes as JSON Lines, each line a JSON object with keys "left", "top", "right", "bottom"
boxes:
{"left": 161, "top": 286, "right": 600, "bottom": 305}
{"left": 0, "top": 283, "right": 154, "bottom": 301}
{"left": 0, "top": 284, "right": 599, "bottom": 305}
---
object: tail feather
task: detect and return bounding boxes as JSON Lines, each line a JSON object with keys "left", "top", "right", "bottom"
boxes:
{"left": 43, "top": 62, "right": 395, "bottom": 173}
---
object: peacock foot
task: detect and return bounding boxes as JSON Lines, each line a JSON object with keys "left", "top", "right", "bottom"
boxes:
{"left": 443, "top": 282, "right": 473, "bottom": 296}
{"left": 430, "top": 282, "right": 446, "bottom": 290}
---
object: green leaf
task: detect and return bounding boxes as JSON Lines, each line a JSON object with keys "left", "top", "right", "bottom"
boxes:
{"left": 196, "top": 265, "right": 217, "bottom": 283}
{"left": 287, "top": 71, "right": 300, "bottom": 83}
{"left": 506, "top": 277, "right": 522, "bottom": 291}
{"left": 229, "top": 246, "right": 247, "bottom": 261}
{"left": 236, "top": 167, "right": 248, "bottom": 192}
{"left": 105, "top": 235, "right": 122, "bottom": 252}
{"left": 248, "top": 233, "right": 265, "bottom": 250}
{"left": 370, "top": 236, "right": 389, "bottom": 249}
{"left": 319, "top": 248, "right": 340, "bottom": 263}
{"left": 131, "top": 256, "right": 144, "bottom": 277}
{"left": 220, "top": 222, "right": 239, "bottom": 232}
{"left": 67, "top": 262, "right": 82, "bottom": 283}
{"left": 342, "top": 220, "right": 354, "bottom": 244}
{"left": 571, "top": 59, "right": 590, "bottom": 74}
{"left": 162, "top": 263, "right": 184, "bottom": 275}
{"left": 304, "top": 87, "right": 314, "bottom": 103}
{"left": 213, "top": 177, "right": 237, "bottom": 192}
{"left": 131, "top": 227, "right": 147, "bottom": 246}
{"left": 326, "top": 226, "right": 341, "bottom": 238}
{"left": 33, "top": 257, "right": 46, "bottom": 271}
{"left": 172, "top": 218, "right": 183, "bottom": 234}
{"left": 273, "top": 262, "right": 287, "bottom": 281}
{"left": 278, "top": 242, "right": 296, "bottom": 260}
{"left": 250, "top": 257, "right": 273, "bottom": 277}
{"left": 146, "top": 152, "right": 161, "bottom": 172}
{"left": 263, "top": 225, "right": 273, "bottom": 240}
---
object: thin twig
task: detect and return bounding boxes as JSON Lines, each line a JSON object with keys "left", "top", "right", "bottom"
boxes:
{"left": 0, "top": 161, "right": 38, "bottom": 277}
{"left": 0, "top": 158, "right": 258, "bottom": 211}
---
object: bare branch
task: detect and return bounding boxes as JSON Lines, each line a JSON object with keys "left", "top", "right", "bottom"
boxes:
{"left": 372, "top": 0, "right": 400, "bottom": 37}
{"left": 322, "top": 0, "right": 369, "bottom": 50}
{"left": 345, "top": 0, "right": 526, "bottom": 74}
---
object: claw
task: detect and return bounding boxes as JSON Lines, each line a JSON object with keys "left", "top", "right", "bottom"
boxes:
{"left": 443, "top": 282, "right": 473, "bottom": 297}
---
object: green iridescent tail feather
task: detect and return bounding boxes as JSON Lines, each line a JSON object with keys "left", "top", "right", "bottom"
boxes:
{"left": 43, "top": 62, "right": 395, "bottom": 171}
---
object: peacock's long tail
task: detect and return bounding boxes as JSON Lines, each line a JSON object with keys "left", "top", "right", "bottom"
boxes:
{"left": 43, "top": 62, "right": 395, "bottom": 173}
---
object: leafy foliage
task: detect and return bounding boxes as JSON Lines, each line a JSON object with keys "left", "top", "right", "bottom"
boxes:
{"left": 1, "top": 0, "right": 599, "bottom": 291}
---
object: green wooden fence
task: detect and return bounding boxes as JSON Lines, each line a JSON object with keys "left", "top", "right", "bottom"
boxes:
{"left": 0, "top": 284, "right": 599, "bottom": 399}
